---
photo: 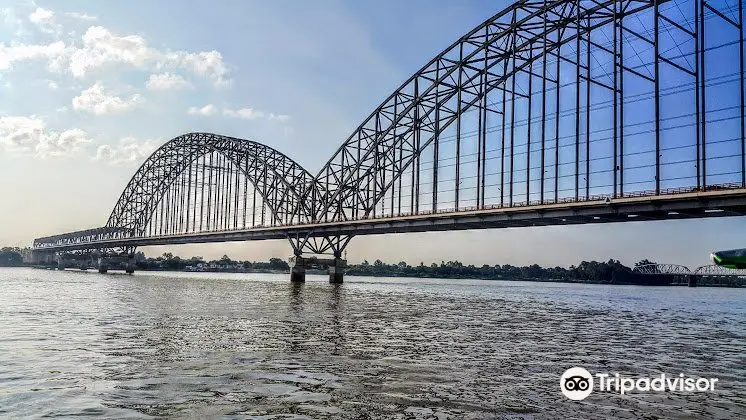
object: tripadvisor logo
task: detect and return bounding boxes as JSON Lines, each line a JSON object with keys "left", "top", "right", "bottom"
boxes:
{"left": 560, "top": 367, "right": 719, "bottom": 401}
{"left": 560, "top": 367, "right": 594, "bottom": 400}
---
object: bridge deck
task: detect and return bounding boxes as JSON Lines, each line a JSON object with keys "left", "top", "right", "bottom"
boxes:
{"left": 33, "top": 187, "right": 746, "bottom": 252}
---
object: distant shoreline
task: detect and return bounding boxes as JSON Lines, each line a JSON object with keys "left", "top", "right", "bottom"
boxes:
{"left": 10, "top": 264, "right": 744, "bottom": 287}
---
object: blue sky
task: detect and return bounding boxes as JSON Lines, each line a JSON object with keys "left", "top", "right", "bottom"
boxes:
{"left": 1, "top": 0, "right": 745, "bottom": 268}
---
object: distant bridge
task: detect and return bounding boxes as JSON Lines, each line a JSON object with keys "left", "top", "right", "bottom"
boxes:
{"left": 634, "top": 263, "right": 746, "bottom": 276}
{"left": 633, "top": 263, "right": 746, "bottom": 286}
{"left": 33, "top": 0, "right": 746, "bottom": 283}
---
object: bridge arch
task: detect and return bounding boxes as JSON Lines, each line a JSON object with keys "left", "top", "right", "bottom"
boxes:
{"left": 105, "top": 133, "right": 318, "bottom": 238}
{"left": 312, "top": 0, "right": 719, "bottom": 222}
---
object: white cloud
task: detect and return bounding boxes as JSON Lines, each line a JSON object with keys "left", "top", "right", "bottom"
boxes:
{"left": 63, "top": 26, "right": 231, "bottom": 86}
{"left": 187, "top": 105, "right": 291, "bottom": 121}
{"left": 65, "top": 12, "right": 97, "bottom": 21}
{"left": 28, "top": 7, "right": 62, "bottom": 35}
{"left": 72, "top": 82, "right": 143, "bottom": 115}
{"left": 94, "top": 137, "right": 157, "bottom": 164}
{"left": 0, "top": 19, "right": 231, "bottom": 87}
{"left": 47, "top": 80, "right": 58, "bottom": 89}
{"left": 223, "top": 107, "right": 264, "bottom": 120}
{"left": 0, "top": 41, "right": 67, "bottom": 71}
{"left": 268, "top": 113, "right": 290, "bottom": 121}
{"left": 0, "top": 115, "right": 90, "bottom": 157}
{"left": 146, "top": 72, "right": 191, "bottom": 91}
{"left": 28, "top": 7, "right": 53, "bottom": 24}
{"left": 187, "top": 104, "right": 217, "bottom": 116}
{"left": 223, "top": 107, "right": 291, "bottom": 121}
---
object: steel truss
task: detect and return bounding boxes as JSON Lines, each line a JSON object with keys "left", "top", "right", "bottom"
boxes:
{"left": 633, "top": 263, "right": 692, "bottom": 274}
{"left": 634, "top": 263, "right": 746, "bottom": 276}
{"left": 314, "top": 0, "right": 746, "bottom": 223}
{"left": 33, "top": 0, "right": 746, "bottom": 261}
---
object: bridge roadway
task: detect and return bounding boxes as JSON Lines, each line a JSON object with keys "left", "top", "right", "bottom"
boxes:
{"left": 33, "top": 186, "right": 746, "bottom": 253}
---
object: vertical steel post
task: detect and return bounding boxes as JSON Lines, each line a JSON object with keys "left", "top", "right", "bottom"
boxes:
{"left": 455, "top": 42, "right": 463, "bottom": 210}
{"left": 575, "top": 0, "right": 581, "bottom": 202}
{"left": 541, "top": 5, "right": 547, "bottom": 204}
{"left": 695, "top": 0, "right": 701, "bottom": 189}
{"left": 252, "top": 171, "right": 257, "bottom": 227}
{"left": 261, "top": 164, "right": 267, "bottom": 226}
{"left": 207, "top": 153, "right": 213, "bottom": 230}
{"left": 501, "top": 78, "right": 507, "bottom": 207}
{"left": 397, "top": 140, "right": 402, "bottom": 215}
{"left": 555, "top": 44, "right": 561, "bottom": 203}
{"left": 654, "top": 0, "right": 660, "bottom": 194}
{"left": 510, "top": 50, "right": 516, "bottom": 207}
{"left": 527, "top": 43, "right": 533, "bottom": 204}
{"left": 243, "top": 157, "right": 248, "bottom": 228}
{"left": 619, "top": 13, "right": 624, "bottom": 197}
{"left": 234, "top": 162, "right": 240, "bottom": 228}
{"left": 200, "top": 154, "right": 206, "bottom": 231}
{"left": 411, "top": 81, "right": 418, "bottom": 214}
{"left": 700, "top": 0, "right": 707, "bottom": 190}
{"left": 477, "top": 69, "right": 484, "bottom": 208}
{"left": 433, "top": 64, "right": 441, "bottom": 212}
{"left": 738, "top": 0, "right": 746, "bottom": 188}
{"left": 586, "top": 16, "right": 591, "bottom": 199}
{"left": 391, "top": 97, "right": 398, "bottom": 216}
{"left": 613, "top": 0, "right": 618, "bottom": 198}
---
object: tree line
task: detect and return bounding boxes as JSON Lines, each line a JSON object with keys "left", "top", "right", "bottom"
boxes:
{"left": 0, "top": 247, "right": 26, "bottom": 266}
{"left": 345, "top": 258, "right": 656, "bottom": 282}
{"left": 133, "top": 252, "right": 290, "bottom": 271}
{"left": 1, "top": 246, "right": 658, "bottom": 282}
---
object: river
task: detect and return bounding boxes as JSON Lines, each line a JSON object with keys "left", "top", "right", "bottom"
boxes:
{"left": 0, "top": 267, "right": 744, "bottom": 419}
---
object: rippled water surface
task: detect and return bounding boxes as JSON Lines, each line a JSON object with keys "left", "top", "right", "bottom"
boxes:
{"left": 1, "top": 268, "right": 744, "bottom": 419}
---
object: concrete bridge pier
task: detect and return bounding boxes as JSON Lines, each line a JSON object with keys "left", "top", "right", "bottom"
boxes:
{"left": 30, "top": 250, "right": 55, "bottom": 265}
{"left": 97, "top": 257, "right": 109, "bottom": 274}
{"left": 290, "top": 256, "right": 306, "bottom": 282}
{"left": 688, "top": 275, "right": 698, "bottom": 287}
{"left": 289, "top": 256, "right": 347, "bottom": 283}
{"left": 56, "top": 254, "right": 67, "bottom": 270}
{"left": 125, "top": 256, "right": 136, "bottom": 274}
{"left": 328, "top": 258, "right": 346, "bottom": 284}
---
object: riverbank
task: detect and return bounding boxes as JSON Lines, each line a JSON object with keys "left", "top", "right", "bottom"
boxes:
{"left": 15, "top": 265, "right": 744, "bottom": 287}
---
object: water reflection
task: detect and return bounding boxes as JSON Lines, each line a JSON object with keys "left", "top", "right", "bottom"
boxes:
{"left": 327, "top": 284, "right": 345, "bottom": 356}
{"left": 0, "top": 268, "right": 744, "bottom": 418}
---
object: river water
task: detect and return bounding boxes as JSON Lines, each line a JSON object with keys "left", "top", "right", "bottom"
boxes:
{"left": 0, "top": 268, "right": 744, "bottom": 419}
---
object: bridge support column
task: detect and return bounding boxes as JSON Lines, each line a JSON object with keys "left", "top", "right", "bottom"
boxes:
{"left": 29, "top": 250, "right": 44, "bottom": 264}
{"left": 688, "top": 275, "right": 698, "bottom": 287}
{"left": 328, "top": 258, "right": 346, "bottom": 284}
{"left": 97, "top": 257, "right": 109, "bottom": 274}
{"left": 290, "top": 256, "right": 306, "bottom": 283}
{"left": 56, "top": 254, "right": 67, "bottom": 270}
{"left": 125, "top": 256, "right": 136, "bottom": 274}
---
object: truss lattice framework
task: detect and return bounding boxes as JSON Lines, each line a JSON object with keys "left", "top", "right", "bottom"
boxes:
{"left": 635, "top": 263, "right": 746, "bottom": 276}
{"left": 693, "top": 264, "right": 746, "bottom": 276}
{"left": 33, "top": 0, "right": 746, "bottom": 256}
{"left": 313, "top": 0, "right": 681, "bottom": 222}
{"left": 105, "top": 133, "right": 318, "bottom": 238}
{"left": 633, "top": 264, "right": 692, "bottom": 275}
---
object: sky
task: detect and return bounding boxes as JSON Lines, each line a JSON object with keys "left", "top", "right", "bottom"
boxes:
{"left": 1, "top": 0, "right": 745, "bottom": 269}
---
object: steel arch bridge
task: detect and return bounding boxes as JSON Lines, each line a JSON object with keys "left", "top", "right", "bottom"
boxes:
{"left": 32, "top": 0, "right": 746, "bottom": 282}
